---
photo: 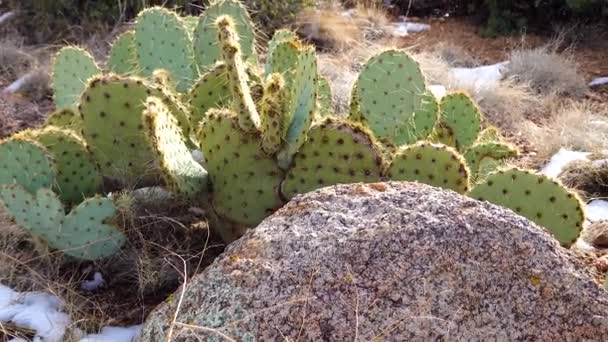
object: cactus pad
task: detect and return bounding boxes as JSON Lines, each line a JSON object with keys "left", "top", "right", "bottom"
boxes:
{"left": 468, "top": 168, "right": 585, "bottom": 246}
{"left": 259, "top": 73, "right": 287, "bottom": 154}
{"left": 144, "top": 97, "right": 208, "bottom": 198}
{"left": 387, "top": 142, "right": 470, "bottom": 194}
{"left": 351, "top": 50, "right": 436, "bottom": 145}
{"left": 282, "top": 118, "right": 384, "bottom": 199}
{"left": 135, "top": 7, "right": 197, "bottom": 92}
{"left": 188, "top": 62, "right": 231, "bottom": 128}
{"left": 438, "top": 92, "right": 482, "bottom": 150}
{"left": 79, "top": 75, "right": 158, "bottom": 184}
{"left": 52, "top": 47, "right": 100, "bottom": 109}
{"left": 464, "top": 142, "right": 518, "bottom": 180}
{"left": 44, "top": 108, "right": 82, "bottom": 130}
{"left": 0, "top": 138, "right": 56, "bottom": 194}
{"left": 193, "top": 0, "right": 256, "bottom": 71}
{"left": 108, "top": 31, "right": 138, "bottom": 75}
{"left": 198, "top": 109, "right": 283, "bottom": 225}
{"left": 430, "top": 121, "right": 456, "bottom": 147}
{"left": 264, "top": 29, "right": 297, "bottom": 76}
{"left": 317, "top": 76, "right": 333, "bottom": 117}
{"left": 16, "top": 127, "right": 101, "bottom": 204}
{"left": 0, "top": 185, "right": 125, "bottom": 260}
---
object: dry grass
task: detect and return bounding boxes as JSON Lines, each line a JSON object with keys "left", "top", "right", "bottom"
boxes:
{"left": 559, "top": 160, "right": 608, "bottom": 201}
{"left": 504, "top": 46, "right": 588, "bottom": 97}
{"left": 518, "top": 100, "right": 608, "bottom": 164}
{"left": 431, "top": 42, "right": 479, "bottom": 68}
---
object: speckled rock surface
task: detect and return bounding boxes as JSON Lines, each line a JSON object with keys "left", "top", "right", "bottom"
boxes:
{"left": 140, "top": 182, "right": 608, "bottom": 341}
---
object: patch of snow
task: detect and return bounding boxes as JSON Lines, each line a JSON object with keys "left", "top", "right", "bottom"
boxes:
{"left": 540, "top": 148, "right": 591, "bottom": 178}
{"left": 449, "top": 62, "right": 509, "bottom": 89}
{"left": 2, "top": 70, "right": 38, "bottom": 95}
{"left": 589, "top": 77, "right": 608, "bottom": 87}
{"left": 428, "top": 85, "right": 447, "bottom": 99}
{"left": 390, "top": 22, "right": 431, "bottom": 37}
{"left": 0, "top": 11, "right": 16, "bottom": 25}
{"left": 79, "top": 325, "right": 142, "bottom": 342}
{"left": 81, "top": 272, "right": 105, "bottom": 292}
{"left": 0, "top": 284, "right": 70, "bottom": 342}
{"left": 587, "top": 200, "right": 608, "bottom": 222}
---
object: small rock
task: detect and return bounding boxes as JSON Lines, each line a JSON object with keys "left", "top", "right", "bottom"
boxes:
{"left": 581, "top": 221, "right": 608, "bottom": 248}
{"left": 595, "top": 255, "right": 608, "bottom": 273}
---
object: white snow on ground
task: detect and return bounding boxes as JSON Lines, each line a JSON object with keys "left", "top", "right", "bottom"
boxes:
{"left": 79, "top": 325, "right": 142, "bottom": 342}
{"left": 540, "top": 148, "right": 591, "bottom": 178}
{"left": 0, "top": 284, "right": 70, "bottom": 342}
{"left": 589, "top": 77, "right": 608, "bottom": 87}
{"left": 0, "top": 283, "right": 141, "bottom": 342}
{"left": 391, "top": 22, "right": 431, "bottom": 37}
{"left": 428, "top": 85, "right": 447, "bottom": 99}
{"left": 449, "top": 61, "right": 509, "bottom": 89}
{"left": 81, "top": 272, "right": 105, "bottom": 292}
{"left": 586, "top": 200, "right": 608, "bottom": 222}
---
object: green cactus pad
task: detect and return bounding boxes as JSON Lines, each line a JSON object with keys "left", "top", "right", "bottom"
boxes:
{"left": 468, "top": 168, "right": 585, "bottom": 246}
{"left": 430, "top": 121, "right": 456, "bottom": 147}
{"left": 216, "top": 16, "right": 261, "bottom": 132}
{"left": 198, "top": 109, "right": 283, "bottom": 226}
{"left": 79, "top": 75, "right": 158, "bottom": 183}
{"left": 387, "top": 141, "right": 470, "bottom": 194}
{"left": 15, "top": 128, "right": 101, "bottom": 204}
{"left": 108, "top": 31, "right": 138, "bottom": 75}
{"left": 317, "top": 76, "right": 333, "bottom": 117}
{"left": 276, "top": 44, "right": 318, "bottom": 168}
{"left": 134, "top": 7, "right": 197, "bottom": 92}
{"left": 188, "top": 62, "right": 231, "bottom": 127}
{"left": 476, "top": 126, "right": 501, "bottom": 143}
{"left": 182, "top": 15, "right": 199, "bottom": 36}
{"left": 144, "top": 97, "right": 208, "bottom": 198}
{"left": 44, "top": 108, "right": 82, "bottom": 130}
{"left": 0, "top": 185, "right": 126, "bottom": 260}
{"left": 438, "top": 92, "right": 482, "bottom": 150}
{"left": 351, "top": 50, "right": 437, "bottom": 145}
{"left": 282, "top": 118, "right": 384, "bottom": 199}
{"left": 0, "top": 138, "right": 56, "bottom": 194}
{"left": 259, "top": 73, "right": 287, "bottom": 154}
{"left": 264, "top": 29, "right": 297, "bottom": 76}
{"left": 193, "top": 0, "right": 256, "bottom": 71}
{"left": 464, "top": 142, "right": 518, "bottom": 180}
{"left": 52, "top": 47, "right": 101, "bottom": 109}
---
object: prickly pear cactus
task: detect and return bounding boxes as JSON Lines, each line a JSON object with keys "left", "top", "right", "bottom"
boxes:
{"left": 144, "top": 97, "right": 208, "bottom": 198}
{"left": 151, "top": 69, "right": 177, "bottom": 93}
{"left": 134, "top": 7, "right": 197, "bottom": 92}
{"left": 15, "top": 127, "right": 101, "bottom": 204}
{"left": 259, "top": 73, "right": 287, "bottom": 154}
{"left": 264, "top": 29, "right": 297, "bottom": 76}
{"left": 282, "top": 118, "right": 384, "bottom": 199}
{"left": 0, "top": 185, "right": 125, "bottom": 260}
{"left": 216, "top": 15, "right": 261, "bottom": 132}
{"left": 188, "top": 62, "right": 231, "bottom": 127}
{"left": 464, "top": 142, "right": 518, "bottom": 181}
{"left": 0, "top": 139, "right": 56, "bottom": 194}
{"left": 52, "top": 47, "right": 101, "bottom": 109}
{"left": 468, "top": 168, "right": 585, "bottom": 246}
{"left": 437, "top": 92, "right": 482, "bottom": 150}
{"left": 317, "top": 76, "right": 333, "bottom": 117}
{"left": 193, "top": 0, "right": 256, "bottom": 71}
{"left": 387, "top": 142, "right": 470, "bottom": 194}
{"left": 430, "top": 121, "right": 456, "bottom": 147}
{"left": 108, "top": 31, "right": 138, "bottom": 75}
{"left": 79, "top": 75, "right": 158, "bottom": 184}
{"left": 350, "top": 50, "right": 437, "bottom": 145}
{"left": 198, "top": 109, "right": 283, "bottom": 226}
{"left": 44, "top": 108, "right": 82, "bottom": 130}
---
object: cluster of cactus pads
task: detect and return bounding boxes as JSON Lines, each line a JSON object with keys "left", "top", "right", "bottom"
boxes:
{"left": 0, "top": 0, "right": 586, "bottom": 260}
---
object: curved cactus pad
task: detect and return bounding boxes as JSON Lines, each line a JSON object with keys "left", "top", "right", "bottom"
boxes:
{"left": 259, "top": 73, "right": 287, "bottom": 154}
{"left": 188, "top": 62, "right": 231, "bottom": 127}
{"left": 0, "top": 185, "right": 125, "bottom": 260}
{"left": 439, "top": 92, "right": 482, "bottom": 150}
{"left": 430, "top": 121, "right": 456, "bottom": 147}
{"left": 387, "top": 142, "right": 470, "bottom": 194}
{"left": 317, "top": 76, "right": 333, "bottom": 117}
{"left": 464, "top": 142, "right": 518, "bottom": 179}
{"left": 52, "top": 47, "right": 100, "bottom": 109}
{"left": 282, "top": 118, "right": 384, "bottom": 199}
{"left": 144, "top": 97, "right": 208, "bottom": 198}
{"left": 135, "top": 7, "right": 196, "bottom": 92}
{"left": 16, "top": 128, "right": 101, "bottom": 204}
{"left": 264, "top": 29, "right": 297, "bottom": 76}
{"left": 108, "top": 31, "right": 138, "bottom": 75}
{"left": 198, "top": 109, "right": 283, "bottom": 226}
{"left": 351, "top": 50, "right": 436, "bottom": 145}
{"left": 468, "top": 168, "right": 585, "bottom": 246}
{"left": 193, "top": 0, "right": 256, "bottom": 71}
{"left": 80, "top": 75, "right": 158, "bottom": 184}
{"left": 0, "top": 139, "right": 56, "bottom": 194}
{"left": 45, "top": 108, "right": 82, "bottom": 130}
